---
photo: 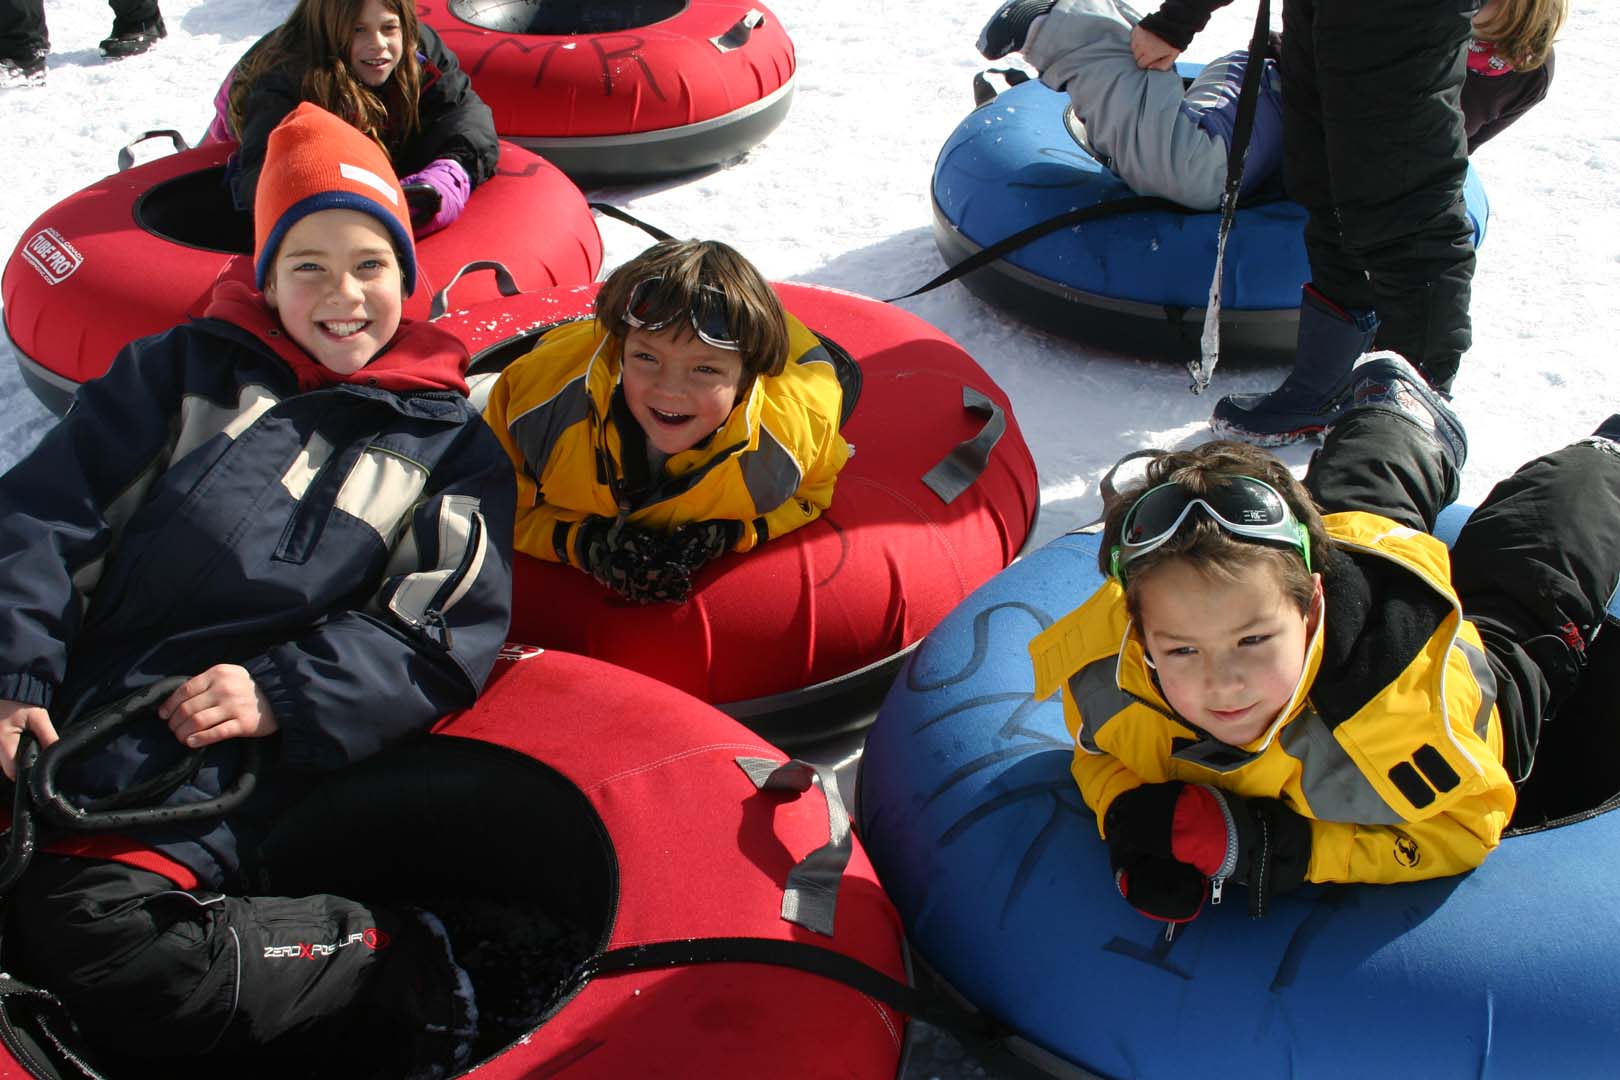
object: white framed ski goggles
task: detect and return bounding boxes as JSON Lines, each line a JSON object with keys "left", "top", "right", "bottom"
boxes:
{"left": 1109, "top": 475, "right": 1312, "bottom": 586}
{"left": 622, "top": 276, "right": 741, "bottom": 351}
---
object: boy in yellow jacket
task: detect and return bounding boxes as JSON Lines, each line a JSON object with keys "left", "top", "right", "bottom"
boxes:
{"left": 1030, "top": 352, "right": 1619, "bottom": 923}
{"left": 483, "top": 239, "right": 850, "bottom": 604}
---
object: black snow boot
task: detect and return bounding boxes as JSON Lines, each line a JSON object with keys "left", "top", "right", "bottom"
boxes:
{"left": 1210, "top": 284, "right": 1378, "bottom": 446}
{"left": 100, "top": 13, "right": 165, "bottom": 58}
{"left": 0, "top": 46, "right": 46, "bottom": 86}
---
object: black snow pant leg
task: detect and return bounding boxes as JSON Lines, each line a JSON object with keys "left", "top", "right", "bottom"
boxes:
{"left": 1280, "top": 0, "right": 1475, "bottom": 389}
{"left": 108, "top": 0, "right": 161, "bottom": 31}
{"left": 1449, "top": 439, "right": 1620, "bottom": 783}
{"left": 2, "top": 855, "right": 428, "bottom": 1065}
{"left": 1305, "top": 408, "right": 1458, "bottom": 533}
{"left": 0, "top": 0, "right": 46, "bottom": 56}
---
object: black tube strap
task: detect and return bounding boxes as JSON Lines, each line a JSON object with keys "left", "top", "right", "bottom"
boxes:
{"left": 588, "top": 202, "right": 675, "bottom": 243}
{"left": 886, "top": 194, "right": 1181, "bottom": 303}
{"left": 572, "top": 936, "right": 1061, "bottom": 1079}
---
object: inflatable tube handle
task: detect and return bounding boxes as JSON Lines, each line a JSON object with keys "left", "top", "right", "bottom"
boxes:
{"left": 711, "top": 9, "right": 765, "bottom": 52}
{"left": 29, "top": 677, "right": 263, "bottom": 832}
{"left": 117, "top": 130, "right": 191, "bottom": 172}
{"left": 429, "top": 260, "right": 523, "bottom": 321}
{"left": 735, "top": 756, "right": 851, "bottom": 937}
{"left": 972, "top": 67, "right": 1031, "bottom": 108}
{"left": 0, "top": 735, "right": 42, "bottom": 896}
{"left": 923, "top": 387, "right": 1006, "bottom": 504}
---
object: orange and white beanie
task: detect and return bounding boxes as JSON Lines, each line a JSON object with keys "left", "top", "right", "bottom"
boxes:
{"left": 253, "top": 101, "right": 417, "bottom": 294}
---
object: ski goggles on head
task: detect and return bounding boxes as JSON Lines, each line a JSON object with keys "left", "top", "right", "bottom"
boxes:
{"left": 622, "top": 275, "right": 741, "bottom": 351}
{"left": 1109, "top": 475, "right": 1312, "bottom": 586}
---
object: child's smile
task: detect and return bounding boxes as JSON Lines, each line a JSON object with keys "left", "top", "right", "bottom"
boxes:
{"left": 620, "top": 325, "right": 745, "bottom": 455}
{"left": 263, "top": 209, "right": 403, "bottom": 376}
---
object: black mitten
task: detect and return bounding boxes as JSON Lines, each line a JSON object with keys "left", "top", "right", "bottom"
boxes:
{"left": 1109, "top": 849, "right": 1208, "bottom": 924}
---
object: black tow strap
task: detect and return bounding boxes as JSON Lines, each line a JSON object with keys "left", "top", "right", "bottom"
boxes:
{"left": 588, "top": 202, "right": 674, "bottom": 242}
{"left": 886, "top": 193, "right": 1182, "bottom": 303}
{"left": 575, "top": 936, "right": 1062, "bottom": 1079}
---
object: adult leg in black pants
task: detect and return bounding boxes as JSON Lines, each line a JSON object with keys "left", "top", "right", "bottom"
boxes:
{"left": 1213, "top": 0, "right": 1477, "bottom": 445}
{"left": 0, "top": 0, "right": 164, "bottom": 81}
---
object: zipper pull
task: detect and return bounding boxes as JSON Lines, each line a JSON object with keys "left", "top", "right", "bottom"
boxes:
{"left": 424, "top": 608, "right": 454, "bottom": 650}
{"left": 1163, "top": 922, "right": 1177, "bottom": 943}
{"left": 1210, "top": 876, "right": 1224, "bottom": 905}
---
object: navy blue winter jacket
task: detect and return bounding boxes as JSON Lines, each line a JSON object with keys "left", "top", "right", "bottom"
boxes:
{"left": 0, "top": 291, "right": 515, "bottom": 890}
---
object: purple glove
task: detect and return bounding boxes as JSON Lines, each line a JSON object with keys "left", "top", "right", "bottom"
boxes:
{"left": 400, "top": 158, "right": 472, "bottom": 238}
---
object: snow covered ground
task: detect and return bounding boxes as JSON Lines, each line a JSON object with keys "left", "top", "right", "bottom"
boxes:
{"left": 1, "top": 1, "right": 1616, "bottom": 1076}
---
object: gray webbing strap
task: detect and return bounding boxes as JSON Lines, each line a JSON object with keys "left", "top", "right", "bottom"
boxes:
{"left": 428, "top": 260, "right": 523, "bottom": 320}
{"left": 734, "top": 757, "right": 851, "bottom": 937}
{"left": 923, "top": 386, "right": 1006, "bottom": 504}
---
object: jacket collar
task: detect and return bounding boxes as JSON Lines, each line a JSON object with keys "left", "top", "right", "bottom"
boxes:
{"left": 203, "top": 280, "right": 470, "bottom": 396}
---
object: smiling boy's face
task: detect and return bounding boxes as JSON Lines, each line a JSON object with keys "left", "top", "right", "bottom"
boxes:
{"left": 1134, "top": 556, "right": 1319, "bottom": 746}
{"left": 263, "top": 208, "right": 404, "bottom": 375}
{"left": 619, "top": 325, "right": 746, "bottom": 455}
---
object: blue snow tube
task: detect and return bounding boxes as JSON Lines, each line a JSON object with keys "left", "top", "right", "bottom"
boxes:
{"left": 930, "top": 76, "right": 1490, "bottom": 359}
{"left": 858, "top": 516, "right": 1619, "bottom": 1079}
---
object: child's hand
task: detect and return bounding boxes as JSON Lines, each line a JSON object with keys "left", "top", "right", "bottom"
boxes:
{"left": 0, "top": 699, "right": 58, "bottom": 781}
{"left": 1130, "top": 25, "right": 1181, "bottom": 71}
{"left": 159, "top": 665, "right": 279, "bottom": 749}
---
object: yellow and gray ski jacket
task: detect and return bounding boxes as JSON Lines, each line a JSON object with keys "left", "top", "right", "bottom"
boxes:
{"left": 483, "top": 315, "right": 850, "bottom": 567}
{"left": 1029, "top": 510, "right": 1517, "bottom": 885}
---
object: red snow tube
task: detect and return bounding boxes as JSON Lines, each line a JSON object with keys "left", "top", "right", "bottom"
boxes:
{"left": 418, "top": 0, "right": 796, "bottom": 183}
{"left": 1, "top": 134, "right": 603, "bottom": 415}
{"left": 0, "top": 649, "right": 910, "bottom": 1078}
{"left": 434, "top": 277, "right": 1041, "bottom": 745}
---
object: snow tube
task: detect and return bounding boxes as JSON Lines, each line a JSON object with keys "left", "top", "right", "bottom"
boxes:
{"left": 419, "top": 0, "right": 796, "bottom": 184}
{"left": 0, "top": 648, "right": 910, "bottom": 1078}
{"left": 430, "top": 276, "right": 1040, "bottom": 745}
{"left": 931, "top": 76, "right": 1490, "bottom": 359}
{"left": 1, "top": 133, "right": 603, "bottom": 415}
{"left": 857, "top": 519, "right": 1620, "bottom": 1078}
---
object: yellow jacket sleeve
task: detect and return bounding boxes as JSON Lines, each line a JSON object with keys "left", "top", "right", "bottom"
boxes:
{"left": 482, "top": 364, "right": 591, "bottom": 567}
{"left": 1304, "top": 791, "right": 1513, "bottom": 884}
{"left": 738, "top": 430, "right": 850, "bottom": 551}
{"left": 1070, "top": 745, "right": 1149, "bottom": 838}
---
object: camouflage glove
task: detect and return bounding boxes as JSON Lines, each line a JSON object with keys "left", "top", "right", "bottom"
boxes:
{"left": 574, "top": 517, "right": 693, "bottom": 604}
{"left": 662, "top": 520, "right": 744, "bottom": 578}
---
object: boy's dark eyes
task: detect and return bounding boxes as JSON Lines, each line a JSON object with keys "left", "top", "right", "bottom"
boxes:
{"left": 1239, "top": 634, "right": 1273, "bottom": 647}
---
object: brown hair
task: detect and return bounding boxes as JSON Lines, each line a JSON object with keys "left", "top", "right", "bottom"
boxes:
{"left": 1473, "top": 0, "right": 1567, "bottom": 72}
{"left": 1098, "top": 441, "right": 1332, "bottom": 624}
{"left": 228, "top": 0, "right": 423, "bottom": 152}
{"left": 595, "top": 239, "right": 791, "bottom": 384}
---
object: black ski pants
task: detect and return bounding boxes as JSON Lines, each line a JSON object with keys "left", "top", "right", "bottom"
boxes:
{"left": 1307, "top": 411, "right": 1620, "bottom": 784}
{"left": 1280, "top": 0, "right": 1478, "bottom": 390}
{"left": 2, "top": 854, "right": 430, "bottom": 1065}
{"left": 0, "top": 0, "right": 160, "bottom": 57}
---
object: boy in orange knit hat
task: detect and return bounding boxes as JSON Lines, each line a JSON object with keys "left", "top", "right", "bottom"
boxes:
{"left": 0, "top": 102, "right": 514, "bottom": 1073}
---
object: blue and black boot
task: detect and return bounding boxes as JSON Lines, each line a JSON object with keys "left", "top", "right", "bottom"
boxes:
{"left": 1330, "top": 351, "right": 1468, "bottom": 473}
{"left": 1211, "top": 285, "right": 1378, "bottom": 447}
